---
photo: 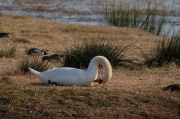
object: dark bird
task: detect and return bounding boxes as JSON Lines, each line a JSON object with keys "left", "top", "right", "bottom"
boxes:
{"left": 162, "top": 84, "right": 180, "bottom": 93}
{"left": 42, "top": 54, "right": 64, "bottom": 63}
{"left": 0, "top": 33, "right": 9, "bottom": 38}
{"left": 25, "top": 48, "right": 48, "bottom": 56}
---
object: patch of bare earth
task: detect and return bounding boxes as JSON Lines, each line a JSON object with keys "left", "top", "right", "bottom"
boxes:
{"left": 0, "top": 13, "right": 179, "bottom": 118}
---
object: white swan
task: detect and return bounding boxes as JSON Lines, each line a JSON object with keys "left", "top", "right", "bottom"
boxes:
{"left": 28, "top": 56, "right": 112, "bottom": 86}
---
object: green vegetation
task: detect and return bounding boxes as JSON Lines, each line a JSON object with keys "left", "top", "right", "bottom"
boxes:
{"left": 62, "top": 40, "right": 134, "bottom": 69}
{"left": 0, "top": 46, "right": 16, "bottom": 58}
{"left": 105, "top": 2, "right": 166, "bottom": 35}
{"left": 144, "top": 36, "right": 180, "bottom": 67}
{"left": 18, "top": 56, "right": 50, "bottom": 74}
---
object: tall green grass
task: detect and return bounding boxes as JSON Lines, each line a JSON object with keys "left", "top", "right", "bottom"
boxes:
{"left": 0, "top": 46, "right": 16, "bottom": 58}
{"left": 105, "top": 2, "right": 166, "bottom": 35}
{"left": 62, "top": 40, "right": 134, "bottom": 69}
{"left": 19, "top": 56, "right": 50, "bottom": 74}
{"left": 144, "top": 36, "right": 180, "bottom": 67}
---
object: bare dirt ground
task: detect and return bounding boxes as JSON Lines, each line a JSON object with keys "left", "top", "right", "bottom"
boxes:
{"left": 0, "top": 13, "right": 179, "bottom": 118}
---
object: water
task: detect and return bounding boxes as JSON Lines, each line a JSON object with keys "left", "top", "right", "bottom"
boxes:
{"left": 0, "top": 0, "right": 106, "bottom": 25}
{"left": 0, "top": 0, "right": 180, "bottom": 33}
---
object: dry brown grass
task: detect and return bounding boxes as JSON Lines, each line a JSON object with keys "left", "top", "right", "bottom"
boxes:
{"left": 0, "top": 13, "right": 179, "bottom": 118}
{"left": 36, "top": 5, "right": 49, "bottom": 11}
{"left": 12, "top": 36, "right": 31, "bottom": 43}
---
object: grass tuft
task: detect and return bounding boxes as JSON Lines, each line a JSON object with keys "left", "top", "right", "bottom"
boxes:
{"left": 144, "top": 36, "right": 180, "bottom": 67}
{"left": 0, "top": 47, "right": 16, "bottom": 58}
{"left": 18, "top": 56, "right": 50, "bottom": 74}
{"left": 62, "top": 40, "right": 134, "bottom": 69}
{"left": 105, "top": 2, "right": 166, "bottom": 35}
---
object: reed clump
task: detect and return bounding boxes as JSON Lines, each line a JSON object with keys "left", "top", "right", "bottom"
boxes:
{"left": 18, "top": 56, "right": 50, "bottom": 74}
{"left": 105, "top": 2, "right": 166, "bottom": 35}
{"left": 0, "top": 47, "right": 16, "bottom": 58}
{"left": 143, "top": 35, "right": 180, "bottom": 67}
{"left": 62, "top": 40, "right": 134, "bottom": 69}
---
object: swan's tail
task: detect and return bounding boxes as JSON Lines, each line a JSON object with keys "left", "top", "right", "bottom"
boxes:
{"left": 28, "top": 68, "right": 50, "bottom": 84}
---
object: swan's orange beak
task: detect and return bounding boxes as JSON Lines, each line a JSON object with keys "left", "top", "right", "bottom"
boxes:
{"left": 93, "top": 79, "right": 101, "bottom": 83}
{"left": 25, "top": 49, "right": 29, "bottom": 54}
{"left": 93, "top": 79, "right": 103, "bottom": 84}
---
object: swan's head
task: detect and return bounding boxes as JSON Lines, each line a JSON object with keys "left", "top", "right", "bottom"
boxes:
{"left": 93, "top": 74, "right": 111, "bottom": 84}
{"left": 25, "top": 49, "right": 29, "bottom": 54}
{"left": 93, "top": 79, "right": 103, "bottom": 84}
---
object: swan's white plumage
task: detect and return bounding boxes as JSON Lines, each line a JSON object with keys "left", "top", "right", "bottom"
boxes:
{"left": 29, "top": 56, "right": 112, "bottom": 86}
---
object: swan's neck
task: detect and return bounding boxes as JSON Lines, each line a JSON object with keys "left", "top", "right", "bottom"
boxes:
{"left": 86, "top": 56, "right": 112, "bottom": 84}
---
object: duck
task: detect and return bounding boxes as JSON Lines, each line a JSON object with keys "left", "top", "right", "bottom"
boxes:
{"left": 25, "top": 48, "right": 48, "bottom": 56}
{"left": 162, "top": 84, "right": 180, "bottom": 93}
{"left": 0, "top": 33, "right": 9, "bottom": 38}
{"left": 28, "top": 56, "right": 112, "bottom": 86}
{"left": 42, "top": 54, "right": 64, "bottom": 63}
